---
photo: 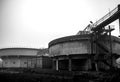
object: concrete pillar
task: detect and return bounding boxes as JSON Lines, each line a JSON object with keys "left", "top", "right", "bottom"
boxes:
{"left": 95, "top": 63, "right": 98, "bottom": 71}
{"left": 56, "top": 60, "right": 59, "bottom": 71}
{"left": 69, "top": 59, "right": 72, "bottom": 71}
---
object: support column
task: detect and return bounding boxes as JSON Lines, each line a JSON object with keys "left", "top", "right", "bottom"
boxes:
{"left": 56, "top": 60, "right": 59, "bottom": 71}
{"left": 109, "top": 26, "right": 113, "bottom": 66}
{"left": 69, "top": 59, "right": 72, "bottom": 71}
{"left": 119, "top": 17, "right": 120, "bottom": 34}
{"left": 118, "top": 5, "right": 120, "bottom": 33}
{"left": 95, "top": 33, "right": 99, "bottom": 71}
{"left": 95, "top": 63, "right": 98, "bottom": 71}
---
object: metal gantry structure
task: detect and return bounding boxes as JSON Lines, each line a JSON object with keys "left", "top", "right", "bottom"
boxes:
{"left": 84, "top": 5, "right": 120, "bottom": 32}
{"left": 83, "top": 4, "right": 120, "bottom": 70}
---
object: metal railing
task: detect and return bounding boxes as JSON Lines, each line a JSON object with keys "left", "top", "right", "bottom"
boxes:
{"left": 83, "top": 6, "right": 118, "bottom": 32}
{"left": 93, "top": 7, "right": 118, "bottom": 27}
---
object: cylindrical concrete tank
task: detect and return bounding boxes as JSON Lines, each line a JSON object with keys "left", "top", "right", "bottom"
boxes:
{"left": 49, "top": 34, "right": 120, "bottom": 56}
{"left": 48, "top": 34, "right": 120, "bottom": 71}
{"left": 49, "top": 34, "right": 91, "bottom": 56}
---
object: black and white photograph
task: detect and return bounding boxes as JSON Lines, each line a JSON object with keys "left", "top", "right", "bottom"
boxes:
{"left": 0, "top": 0, "right": 120, "bottom": 82}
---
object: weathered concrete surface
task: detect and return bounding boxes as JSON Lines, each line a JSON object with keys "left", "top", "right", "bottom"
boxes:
{"left": 0, "top": 48, "right": 39, "bottom": 56}
{"left": 49, "top": 41, "right": 91, "bottom": 56}
{"left": 49, "top": 35, "right": 120, "bottom": 56}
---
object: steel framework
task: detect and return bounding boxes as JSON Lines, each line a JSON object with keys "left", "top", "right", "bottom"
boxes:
{"left": 82, "top": 4, "right": 120, "bottom": 71}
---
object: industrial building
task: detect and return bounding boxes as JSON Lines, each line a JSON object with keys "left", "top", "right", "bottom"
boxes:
{"left": 48, "top": 4, "right": 120, "bottom": 72}
{"left": 49, "top": 33, "right": 120, "bottom": 71}
{"left": 0, "top": 48, "right": 52, "bottom": 69}
{"left": 0, "top": 4, "right": 119, "bottom": 82}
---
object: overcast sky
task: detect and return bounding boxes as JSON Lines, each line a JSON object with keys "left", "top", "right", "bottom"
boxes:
{"left": 0, "top": 0, "right": 120, "bottom": 49}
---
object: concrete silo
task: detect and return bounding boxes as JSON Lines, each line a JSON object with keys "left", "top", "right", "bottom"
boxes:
{"left": 49, "top": 32, "right": 120, "bottom": 71}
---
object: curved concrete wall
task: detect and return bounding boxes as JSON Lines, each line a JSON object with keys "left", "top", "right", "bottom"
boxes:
{"left": 49, "top": 35, "right": 120, "bottom": 56}
{"left": 49, "top": 35, "right": 92, "bottom": 56}
{"left": 0, "top": 48, "right": 39, "bottom": 56}
{"left": 49, "top": 41, "right": 91, "bottom": 56}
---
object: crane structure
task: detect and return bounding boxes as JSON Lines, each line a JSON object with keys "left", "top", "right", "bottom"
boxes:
{"left": 77, "top": 4, "right": 120, "bottom": 71}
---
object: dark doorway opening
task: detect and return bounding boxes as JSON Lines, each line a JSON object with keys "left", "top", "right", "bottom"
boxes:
{"left": 59, "top": 60, "right": 69, "bottom": 70}
{"left": 72, "top": 59, "right": 87, "bottom": 71}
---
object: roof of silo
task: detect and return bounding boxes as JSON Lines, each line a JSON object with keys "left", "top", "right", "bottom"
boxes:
{"left": 0, "top": 48, "right": 39, "bottom": 57}
{"left": 48, "top": 34, "right": 120, "bottom": 47}
{"left": 49, "top": 34, "right": 91, "bottom": 47}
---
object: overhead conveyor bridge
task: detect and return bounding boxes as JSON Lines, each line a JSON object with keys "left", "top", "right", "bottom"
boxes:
{"left": 84, "top": 4, "right": 120, "bottom": 32}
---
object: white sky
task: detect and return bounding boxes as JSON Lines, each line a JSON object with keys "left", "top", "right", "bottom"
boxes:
{"left": 0, "top": 0, "right": 120, "bottom": 48}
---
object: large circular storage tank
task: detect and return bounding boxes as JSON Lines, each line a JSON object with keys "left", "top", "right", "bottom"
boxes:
{"left": 0, "top": 48, "right": 39, "bottom": 56}
{"left": 49, "top": 34, "right": 120, "bottom": 71}
{"left": 49, "top": 34, "right": 91, "bottom": 56}
{"left": 49, "top": 34, "right": 120, "bottom": 56}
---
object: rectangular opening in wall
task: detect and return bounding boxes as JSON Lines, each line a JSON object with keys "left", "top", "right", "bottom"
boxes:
{"left": 59, "top": 60, "right": 69, "bottom": 70}
{"left": 72, "top": 59, "right": 87, "bottom": 71}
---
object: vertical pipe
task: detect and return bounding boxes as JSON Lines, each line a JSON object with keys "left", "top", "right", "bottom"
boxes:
{"left": 95, "top": 32, "right": 99, "bottom": 71}
{"left": 118, "top": 5, "right": 120, "bottom": 34}
{"left": 91, "top": 34, "right": 94, "bottom": 54}
{"left": 90, "top": 34, "right": 94, "bottom": 70}
{"left": 119, "top": 17, "right": 120, "bottom": 35}
{"left": 109, "top": 26, "right": 113, "bottom": 66}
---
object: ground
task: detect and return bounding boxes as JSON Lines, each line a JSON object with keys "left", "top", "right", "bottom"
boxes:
{"left": 0, "top": 68, "right": 120, "bottom": 82}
